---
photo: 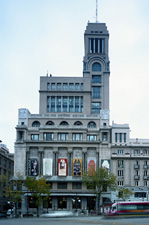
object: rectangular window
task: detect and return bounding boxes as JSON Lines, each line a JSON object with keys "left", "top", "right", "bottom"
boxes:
{"left": 134, "top": 150, "right": 140, "bottom": 155}
{"left": 92, "top": 102, "right": 101, "bottom": 114}
{"left": 118, "top": 160, "right": 124, "bottom": 168}
{"left": 69, "top": 97, "right": 74, "bottom": 112}
{"left": 87, "top": 135, "right": 97, "bottom": 141}
{"left": 89, "top": 38, "right": 104, "bottom": 53}
{"left": 81, "top": 83, "right": 84, "bottom": 91}
{"left": 57, "top": 182, "right": 67, "bottom": 189}
{"left": 47, "top": 82, "right": 50, "bottom": 90}
{"left": 72, "top": 133, "right": 83, "bottom": 141}
{"left": 51, "top": 83, "right": 55, "bottom": 91}
{"left": 118, "top": 150, "right": 124, "bottom": 154}
{"left": 81, "top": 97, "right": 83, "bottom": 112}
{"left": 124, "top": 133, "right": 126, "bottom": 142}
{"left": 102, "top": 132, "right": 107, "bottom": 142}
{"left": 31, "top": 134, "right": 39, "bottom": 140}
{"left": 135, "top": 181, "right": 138, "bottom": 186}
{"left": 57, "top": 97, "right": 61, "bottom": 112}
{"left": 43, "top": 133, "right": 54, "bottom": 141}
{"left": 69, "top": 83, "right": 74, "bottom": 90}
{"left": 63, "top": 83, "right": 68, "bottom": 91}
{"left": 119, "top": 133, "right": 122, "bottom": 142}
{"left": 75, "top": 97, "right": 79, "bottom": 112}
{"left": 72, "top": 182, "right": 82, "bottom": 189}
{"left": 51, "top": 96, "right": 55, "bottom": 112}
{"left": 58, "top": 133, "right": 68, "bottom": 141}
{"left": 57, "top": 83, "right": 61, "bottom": 91}
{"left": 75, "top": 83, "right": 80, "bottom": 91}
{"left": 115, "top": 133, "right": 117, "bottom": 142}
{"left": 118, "top": 181, "right": 123, "bottom": 186}
{"left": 63, "top": 97, "right": 67, "bottom": 112}
{"left": 118, "top": 170, "right": 124, "bottom": 176}
{"left": 92, "top": 87, "right": 101, "bottom": 99}
{"left": 92, "top": 75, "right": 101, "bottom": 84}
{"left": 144, "top": 181, "right": 147, "bottom": 186}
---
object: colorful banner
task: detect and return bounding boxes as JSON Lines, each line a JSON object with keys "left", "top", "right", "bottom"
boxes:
{"left": 72, "top": 159, "right": 82, "bottom": 176}
{"left": 28, "top": 159, "right": 38, "bottom": 176}
{"left": 101, "top": 159, "right": 110, "bottom": 171}
{"left": 58, "top": 158, "right": 67, "bottom": 176}
{"left": 87, "top": 158, "right": 96, "bottom": 174}
{"left": 43, "top": 158, "right": 52, "bottom": 176}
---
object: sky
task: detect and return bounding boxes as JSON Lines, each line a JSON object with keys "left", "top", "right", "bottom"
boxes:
{"left": 0, "top": 0, "right": 149, "bottom": 152}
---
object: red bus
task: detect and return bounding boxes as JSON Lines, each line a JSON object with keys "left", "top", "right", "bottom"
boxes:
{"left": 107, "top": 201, "right": 149, "bottom": 217}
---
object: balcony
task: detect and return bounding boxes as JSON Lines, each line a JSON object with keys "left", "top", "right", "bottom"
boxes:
{"left": 134, "top": 164, "right": 140, "bottom": 169}
{"left": 143, "top": 165, "right": 148, "bottom": 169}
{"left": 134, "top": 175, "right": 140, "bottom": 180}
{"left": 143, "top": 176, "right": 148, "bottom": 180}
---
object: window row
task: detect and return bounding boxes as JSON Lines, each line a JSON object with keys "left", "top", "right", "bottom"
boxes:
{"left": 47, "top": 82, "right": 84, "bottom": 91}
{"left": 47, "top": 96, "right": 83, "bottom": 113}
{"left": 115, "top": 133, "right": 127, "bottom": 143}
{"left": 31, "top": 133, "right": 97, "bottom": 141}
{"left": 32, "top": 120, "right": 97, "bottom": 128}
{"left": 89, "top": 39, "right": 105, "bottom": 54}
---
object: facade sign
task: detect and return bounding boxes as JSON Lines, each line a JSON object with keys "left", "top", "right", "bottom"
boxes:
{"left": 58, "top": 158, "right": 67, "bottom": 176}
{"left": 28, "top": 158, "right": 38, "bottom": 176}
{"left": 87, "top": 158, "right": 96, "bottom": 174}
{"left": 101, "top": 159, "right": 110, "bottom": 171}
{"left": 43, "top": 158, "right": 52, "bottom": 176}
{"left": 72, "top": 159, "right": 82, "bottom": 176}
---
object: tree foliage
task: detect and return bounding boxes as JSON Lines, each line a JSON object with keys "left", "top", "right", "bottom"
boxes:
{"left": 82, "top": 167, "right": 117, "bottom": 214}
{"left": 118, "top": 188, "right": 133, "bottom": 200}
{"left": 24, "top": 176, "right": 51, "bottom": 216}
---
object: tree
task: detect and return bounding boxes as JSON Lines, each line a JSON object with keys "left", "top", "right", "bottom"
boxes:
{"left": 82, "top": 167, "right": 117, "bottom": 215}
{"left": 24, "top": 176, "right": 51, "bottom": 217}
{"left": 118, "top": 188, "right": 133, "bottom": 201}
{"left": 0, "top": 175, "right": 23, "bottom": 217}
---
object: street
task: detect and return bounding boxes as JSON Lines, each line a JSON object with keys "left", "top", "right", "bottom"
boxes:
{"left": 0, "top": 216, "right": 149, "bottom": 225}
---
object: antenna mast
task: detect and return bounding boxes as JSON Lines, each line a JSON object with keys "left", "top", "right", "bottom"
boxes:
{"left": 96, "top": 0, "right": 98, "bottom": 23}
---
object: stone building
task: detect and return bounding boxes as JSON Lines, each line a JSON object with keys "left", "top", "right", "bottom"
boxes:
{"left": 14, "top": 22, "right": 149, "bottom": 213}
{"left": 0, "top": 143, "right": 14, "bottom": 211}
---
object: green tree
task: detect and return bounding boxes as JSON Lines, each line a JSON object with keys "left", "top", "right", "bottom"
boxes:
{"left": 82, "top": 167, "right": 117, "bottom": 215}
{"left": 118, "top": 188, "right": 133, "bottom": 201}
{"left": 24, "top": 176, "right": 51, "bottom": 217}
{"left": 0, "top": 175, "right": 23, "bottom": 217}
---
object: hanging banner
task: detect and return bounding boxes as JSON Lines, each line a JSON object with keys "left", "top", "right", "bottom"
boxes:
{"left": 87, "top": 158, "right": 96, "bottom": 174}
{"left": 72, "top": 159, "right": 82, "bottom": 176}
{"left": 58, "top": 158, "right": 67, "bottom": 176}
{"left": 101, "top": 159, "right": 110, "bottom": 171}
{"left": 43, "top": 158, "right": 52, "bottom": 176}
{"left": 28, "top": 158, "right": 38, "bottom": 176}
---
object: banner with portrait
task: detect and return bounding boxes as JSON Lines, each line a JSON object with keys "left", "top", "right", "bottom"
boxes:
{"left": 43, "top": 158, "right": 52, "bottom": 176}
{"left": 72, "top": 159, "right": 82, "bottom": 176}
{"left": 87, "top": 158, "right": 96, "bottom": 175}
{"left": 58, "top": 158, "right": 67, "bottom": 176}
{"left": 28, "top": 158, "right": 38, "bottom": 176}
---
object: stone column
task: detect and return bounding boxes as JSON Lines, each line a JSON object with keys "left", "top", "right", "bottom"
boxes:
{"left": 68, "top": 148, "right": 72, "bottom": 176}
{"left": 39, "top": 148, "right": 43, "bottom": 175}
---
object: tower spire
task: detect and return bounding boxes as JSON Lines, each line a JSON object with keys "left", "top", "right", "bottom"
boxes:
{"left": 96, "top": 0, "right": 98, "bottom": 23}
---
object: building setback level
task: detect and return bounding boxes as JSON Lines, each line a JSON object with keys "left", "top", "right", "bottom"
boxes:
{"left": 14, "top": 22, "right": 149, "bottom": 214}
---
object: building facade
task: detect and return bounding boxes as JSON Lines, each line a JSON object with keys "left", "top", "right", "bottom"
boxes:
{"left": 14, "top": 22, "right": 149, "bottom": 214}
{"left": 0, "top": 143, "right": 14, "bottom": 211}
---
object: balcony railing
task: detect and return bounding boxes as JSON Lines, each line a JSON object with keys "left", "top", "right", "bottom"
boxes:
{"left": 134, "top": 175, "right": 140, "bottom": 180}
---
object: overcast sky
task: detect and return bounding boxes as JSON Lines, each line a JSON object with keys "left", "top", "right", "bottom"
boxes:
{"left": 0, "top": 0, "right": 149, "bottom": 152}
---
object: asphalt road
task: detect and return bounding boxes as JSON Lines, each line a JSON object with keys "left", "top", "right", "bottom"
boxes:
{"left": 0, "top": 216, "right": 149, "bottom": 225}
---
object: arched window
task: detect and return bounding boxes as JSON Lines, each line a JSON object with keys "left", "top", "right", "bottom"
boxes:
{"left": 60, "top": 121, "right": 69, "bottom": 126}
{"left": 92, "top": 62, "right": 101, "bottom": 71}
{"left": 74, "top": 121, "right": 83, "bottom": 126}
{"left": 88, "top": 121, "right": 96, "bottom": 128}
{"left": 32, "top": 121, "right": 40, "bottom": 127}
{"left": 46, "top": 121, "right": 54, "bottom": 126}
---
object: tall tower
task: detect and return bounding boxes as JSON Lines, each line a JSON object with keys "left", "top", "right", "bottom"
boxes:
{"left": 83, "top": 22, "right": 110, "bottom": 111}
